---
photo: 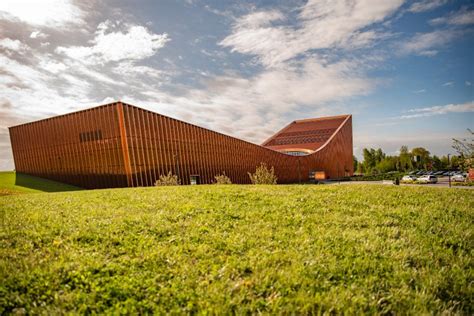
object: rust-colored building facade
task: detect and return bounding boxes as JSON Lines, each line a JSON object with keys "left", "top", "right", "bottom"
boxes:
{"left": 9, "top": 102, "right": 353, "bottom": 188}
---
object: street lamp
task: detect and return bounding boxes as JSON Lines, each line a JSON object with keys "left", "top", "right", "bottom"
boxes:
{"left": 448, "top": 154, "right": 451, "bottom": 188}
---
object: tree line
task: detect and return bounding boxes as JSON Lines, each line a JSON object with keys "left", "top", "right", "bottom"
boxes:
{"left": 354, "top": 129, "right": 473, "bottom": 175}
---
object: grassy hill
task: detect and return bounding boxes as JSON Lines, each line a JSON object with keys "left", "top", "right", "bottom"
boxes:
{"left": 0, "top": 171, "right": 81, "bottom": 195}
{"left": 1, "top": 184, "right": 472, "bottom": 314}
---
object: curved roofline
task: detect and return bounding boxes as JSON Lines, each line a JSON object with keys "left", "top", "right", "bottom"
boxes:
{"left": 309, "top": 114, "right": 352, "bottom": 155}
{"left": 9, "top": 100, "right": 351, "bottom": 160}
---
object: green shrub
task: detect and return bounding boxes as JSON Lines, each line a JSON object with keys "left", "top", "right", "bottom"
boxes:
{"left": 155, "top": 171, "right": 180, "bottom": 186}
{"left": 452, "top": 181, "right": 474, "bottom": 186}
{"left": 401, "top": 180, "right": 424, "bottom": 184}
{"left": 248, "top": 163, "right": 277, "bottom": 184}
{"left": 214, "top": 173, "right": 232, "bottom": 184}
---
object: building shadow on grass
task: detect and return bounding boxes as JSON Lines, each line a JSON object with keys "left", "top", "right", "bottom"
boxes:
{"left": 15, "top": 173, "right": 83, "bottom": 192}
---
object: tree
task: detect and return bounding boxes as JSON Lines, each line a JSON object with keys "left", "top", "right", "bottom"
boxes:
{"left": 411, "top": 147, "right": 431, "bottom": 169}
{"left": 450, "top": 155, "right": 461, "bottom": 170}
{"left": 440, "top": 155, "right": 449, "bottom": 169}
{"left": 399, "top": 145, "right": 413, "bottom": 171}
{"left": 362, "top": 148, "right": 386, "bottom": 174}
{"left": 375, "top": 148, "right": 385, "bottom": 163}
{"left": 375, "top": 157, "right": 397, "bottom": 173}
{"left": 452, "top": 129, "right": 474, "bottom": 170}
{"left": 432, "top": 155, "right": 442, "bottom": 171}
{"left": 362, "top": 148, "right": 375, "bottom": 171}
{"left": 353, "top": 156, "right": 358, "bottom": 173}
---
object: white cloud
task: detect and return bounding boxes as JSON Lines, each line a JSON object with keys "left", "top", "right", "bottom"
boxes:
{"left": 0, "top": 55, "right": 81, "bottom": 110}
{"left": 141, "top": 57, "right": 377, "bottom": 144}
{"left": 30, "top": 31, "right": 49, "bottom": 39}
{"left": 0, "top": 3, "right": 387, "bottom": 170}
{"left": 8, "top": 6, "right": 380, "bottom": 150}
{"left": 220, "top": 0, "right": 404, "bottom": 67}
{"left": 39, "top": 59, "right": 67, "bottom": 74}
{"left": 0, "top": 0, "right": 84, "bottom": 27}
{"left": 450, "top": 9, "right": 474, "bottom": 25}
{"left": 442, "top": 81, "right": 454, "bottom": 87}
{"left": 56, "top": 20, "right": 170, "bottom": 64}
{"left": 398, "top": 30, "right": 460, "bottom": 56}
{"left": 430, "top": 8, "right": 474, "bottom": 26}
{"left": 413, "top": 89, "right": 426, "bottom": 93}
{"left": 408, "top": 0, "right": 448, "bottom": 13}
{"left": 0, "top": 38, "right": 29, "bottom": 53}
{"left": 113, "top": 61, "right": 168, "bottom": 81}
{"left": 466, "top": 81, "right": 472, "bottom": 86}
{"left": 400, "top": 101, "right": 474, "bottom": 119}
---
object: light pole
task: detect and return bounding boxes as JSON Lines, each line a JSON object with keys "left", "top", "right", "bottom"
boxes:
{"left": 448, "top": 154, "right": 451, "bottom": 188}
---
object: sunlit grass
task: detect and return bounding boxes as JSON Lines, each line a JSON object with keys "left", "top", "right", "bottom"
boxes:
{"left": 1, "top": 184, "right": 472, "bottom": 314}
{"left": 0, "top": 171, "right": 81, "bottom": 195}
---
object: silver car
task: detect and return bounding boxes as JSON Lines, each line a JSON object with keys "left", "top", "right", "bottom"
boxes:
{"left": 452, "top": 174, "right": 466, "bottom": 182}
{"left": 418, "top": 175, "right": 438, "bottom": 183}
{"left": 402, "top": 175, "right": 417, "bottom": 181}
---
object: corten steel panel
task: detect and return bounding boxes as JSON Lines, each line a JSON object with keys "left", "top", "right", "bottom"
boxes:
{"left": 8, "top": 103, "right": 129, "bottom": 189}
{"left": 9, "top": 101, "right": 353, "bottom": 188}
{"left": 119, "top": 102, "right": 353, "bottom": 186}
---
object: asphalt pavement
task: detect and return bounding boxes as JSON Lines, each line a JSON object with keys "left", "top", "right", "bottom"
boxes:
{"left": 326, "top": 177, "right": 473, "bottom": 189}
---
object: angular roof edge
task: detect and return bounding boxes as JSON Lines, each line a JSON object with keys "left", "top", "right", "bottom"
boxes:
{"left": 261, "top": 114, "right": 351, "bottom": 147}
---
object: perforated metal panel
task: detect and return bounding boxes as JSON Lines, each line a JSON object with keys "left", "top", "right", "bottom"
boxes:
{"left": 9, "top": 102, "right": 353, "bottom": 188}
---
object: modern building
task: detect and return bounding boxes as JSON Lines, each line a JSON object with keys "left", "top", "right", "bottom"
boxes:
{"left": 9, "top": 101, "right": 353, "bottom": 188}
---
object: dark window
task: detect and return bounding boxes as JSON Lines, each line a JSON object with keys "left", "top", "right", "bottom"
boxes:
{"left": 190, "top": 175, "right": 200, "bottom": 185}
{"left": 80, "top": 130, "right": 103, "bottom": 142}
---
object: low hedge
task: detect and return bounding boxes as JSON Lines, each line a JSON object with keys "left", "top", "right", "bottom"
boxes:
{"left": 400, "top": 180, "right": 427, "bottom": 185}
{"left": 351, "top": 173, "right": 404, "bottom": 181}
{"left": 452, "top": 181, "right": 474, "bottom": 186}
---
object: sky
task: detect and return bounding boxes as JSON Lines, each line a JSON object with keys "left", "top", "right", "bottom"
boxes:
{"left": 0, "top": 0, "right": 473, "bottom": 170}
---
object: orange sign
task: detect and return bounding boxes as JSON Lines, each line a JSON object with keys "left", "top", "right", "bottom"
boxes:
{"left": 314, "top": 171, "right": 326, "bottom": 180}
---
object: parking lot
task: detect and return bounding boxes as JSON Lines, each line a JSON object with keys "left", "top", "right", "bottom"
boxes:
{"left": 330, "top": 177, "right": 473, "bottom": 189}
{"left": 402, "top": 176, "right": 473, "bottom": 188}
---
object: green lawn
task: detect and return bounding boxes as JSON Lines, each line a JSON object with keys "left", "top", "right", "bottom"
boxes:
{"left": 0, "top": 171, "right": 81, "bottom": 195}
{"left": 1, "top": 184, "right": 472, "bottom": 314}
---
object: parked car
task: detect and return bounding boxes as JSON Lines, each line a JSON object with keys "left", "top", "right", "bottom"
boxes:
{"left": 402, "top": 175, "right": 417, "bottom": 181}
{"left": 418, "top": 175, "right": 438, "bottom": 183}
{"left": 452, "top": 174, "right": 466, "bottom": 182}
